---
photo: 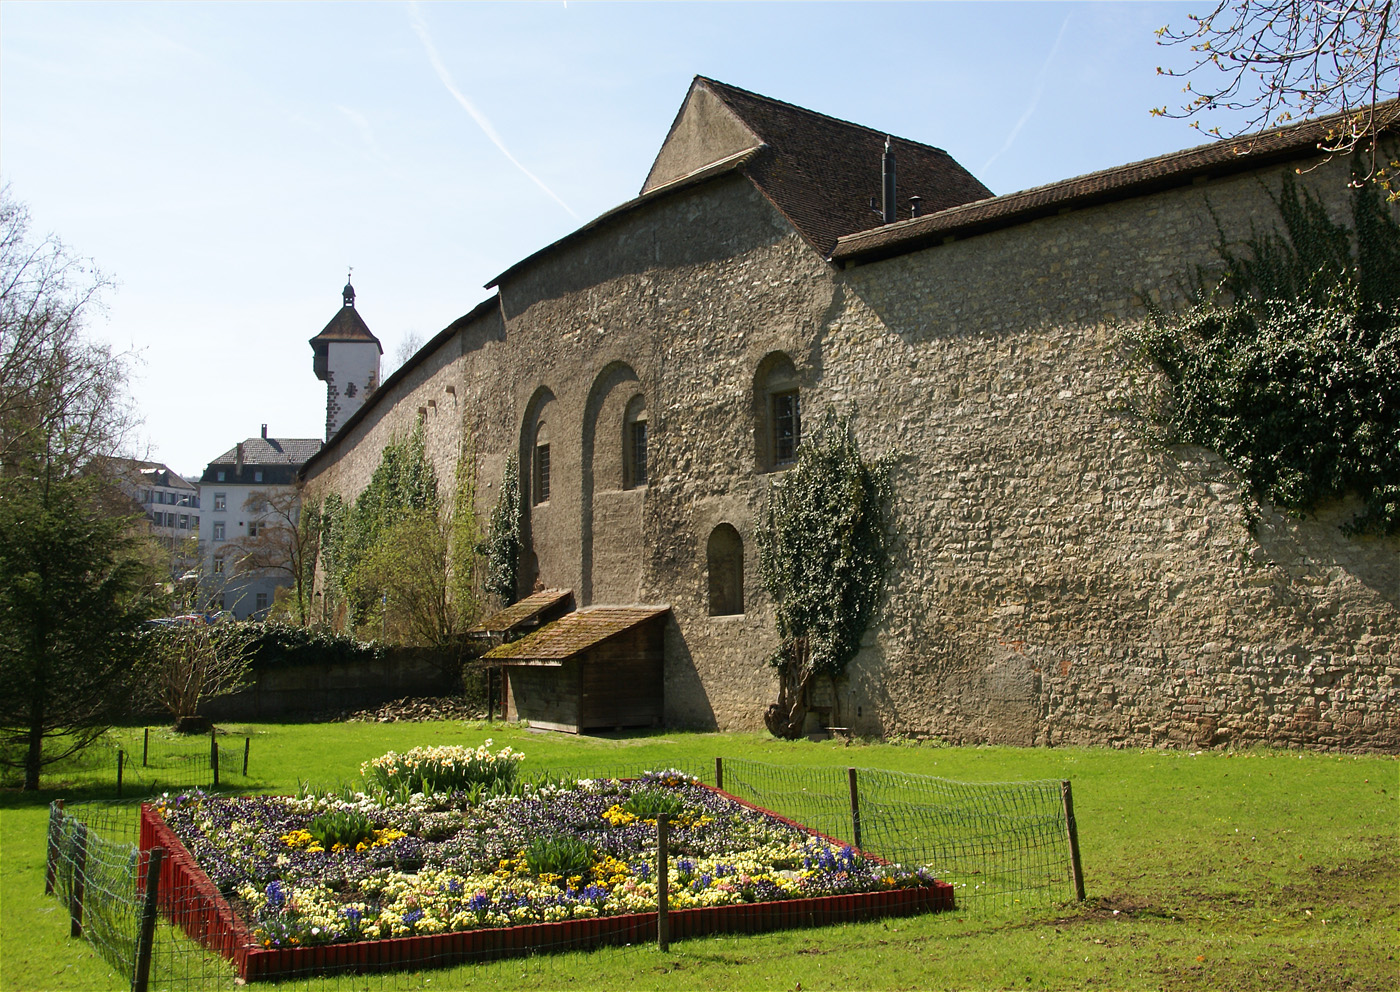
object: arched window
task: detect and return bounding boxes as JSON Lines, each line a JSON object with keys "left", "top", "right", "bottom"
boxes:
{"left": 754, "top": 352, "right": 801, "bottom": 471}
{"left": 532, "top": 419, "right": 551, "bottom": 504}
{"left": 624, "top": 394, "right": 648, "bottom": 488}
{"left": 707, "top": 524, "right": 744, "bottom": 616}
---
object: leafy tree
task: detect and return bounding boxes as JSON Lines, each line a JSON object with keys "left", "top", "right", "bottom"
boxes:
{"left": 0, "top": 188, "right": 158, "bottom": 788}
{"left": 1155, "top": 1, "right": 1400, "bottom": 190}
{"left": 755, "top": 410, "right": 894, "bottom": 739}
{"left": 1131, "top": 175, "right": 1400, "bottom": 534}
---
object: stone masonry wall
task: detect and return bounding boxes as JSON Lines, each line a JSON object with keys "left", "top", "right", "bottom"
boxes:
{"left": 304, "top": 155, "right": 1398, "bottom": 750}
{"left": 832, "top": 153, "right": 1398, "bottom": 750}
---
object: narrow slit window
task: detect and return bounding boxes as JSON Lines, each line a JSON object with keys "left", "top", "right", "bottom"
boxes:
{"left": 630, "top": 420, "right": 648, "bottom": 487}
{"left": 534, "top": 444, "right": 551, "bottom": 504}
{"left": 772, "top": 390, "right": 801, "bottom": 465}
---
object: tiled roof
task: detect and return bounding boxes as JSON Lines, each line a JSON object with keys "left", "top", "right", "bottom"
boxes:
{"left": 484, "top": 606, "right": 670, "bottom": 662}
{"left": 832, "top": 99, "right": 1400, "bottom": 264}
{"left": 310, "top": 305, "right": 382, "bottom": 349}
{"left": 205, "top": 437, "right": 324, "bottom": 468}
{"left": 696, "top": 77, "right": 993, "bottom": 257}
{"left": 467, "top": 589, "right": 574, "bottom": 637}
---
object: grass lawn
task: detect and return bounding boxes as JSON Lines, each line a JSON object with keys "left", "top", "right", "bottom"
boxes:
{"left": 2, "top": 722, "right": 1396, "bottom": 990}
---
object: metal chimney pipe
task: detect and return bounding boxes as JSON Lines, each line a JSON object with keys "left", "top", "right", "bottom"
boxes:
{"left": 882, "top": 137, "right": 897, "bottom": 224}
{"left": 261, "top": 423, "right": 268, "bottom": 439}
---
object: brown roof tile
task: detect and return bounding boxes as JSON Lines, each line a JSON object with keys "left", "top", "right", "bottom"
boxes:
{"left": 467, "top": 589, "right": 574, "bottom": 637}
{"left": 485, "top": 606, "right": 670, "bottom": 662}
{"left": 698, "top": 77, "right": 993, "bottom": 257}
{"left": 310, "top": 305, "right": 382, "bottom": 349}
{"left": 831, "top": 99, "right": 1400, "bottom": 264}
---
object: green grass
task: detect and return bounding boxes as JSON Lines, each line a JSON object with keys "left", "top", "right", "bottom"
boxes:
{"left": 2, "top": 722, "right": 1396, "bottom": 990}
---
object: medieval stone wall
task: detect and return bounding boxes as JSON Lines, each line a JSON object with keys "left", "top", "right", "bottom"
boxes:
{"left": 303, "top": 154, "right": 1398, "bottom": 750}
{"left": 831, "top": 153, "right": 1398, "bottom": 750}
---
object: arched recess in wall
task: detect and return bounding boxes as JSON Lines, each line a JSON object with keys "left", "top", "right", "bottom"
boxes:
{"left": 753, "top": 351, "right": 802, "bottom": 472}
{"left": 518, "top": 386, "right": 556, "bottom": 597}
{"left": 707, "top": 524, "right": 744, "bottom": 616}
{"left": 582, "top": 362, "right": 646, "bottom": 605}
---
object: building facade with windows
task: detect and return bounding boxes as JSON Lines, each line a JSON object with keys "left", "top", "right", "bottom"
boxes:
{"left": 196, "top": 429, "right": 322, "bottom": 620}
{"left": 300, "top": 78, "right": 1399, "bottom": 749}
{"left": 100, "top": 458, "right": 201, "bottom": 579}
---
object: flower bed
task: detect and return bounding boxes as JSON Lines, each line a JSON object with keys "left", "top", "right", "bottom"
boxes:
{"left": 142, "top": 762, "right": 953, "bottom": 980}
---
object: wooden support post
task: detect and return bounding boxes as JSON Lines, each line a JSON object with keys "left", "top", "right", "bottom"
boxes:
{"left": 656, "top": 815, "right": 669, "bottom": 952}
{"left": 117, "top": 749, "right": 124, "bottom": 798}
{"left": 847, "top": 767, "right": 863, "bottom": 850}
{"left": 242, "top": 737, "right": 250, "bottom": 777}
{"left": 44, "top": 800, "right": 64, "bottom": 896}
{"left": 132, "top": 847, "right": 164, "bottom": 992}
{"left": 211, "top": 740, "right": 220, "bottom": 789}
{"left": 486, "top": 668, "right": 495, "bottom": 724}
{"left": 1061, "top": 780, "right": 1086, "bottom": 902}
{"left": 69, "top": 823, "right": 88, "bottom": 938}
{"left": 714, "top": 757, "right": 724, "bottom": 792}
{"left": 142, "top": 728, "right": 149, "bottom": 767}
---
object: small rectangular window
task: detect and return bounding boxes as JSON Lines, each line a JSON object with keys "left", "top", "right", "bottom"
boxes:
{"left": 217, "top": 470, "right": 226, "bottom": 482}
{"left": 254, "top": 470, "right": 263, "bottom": 483}
{"left": 534, "top": 444, "right": 551, "bottom": 504}
{"left": 255, "top": 592, "right": 268, "bottom": 612}
{"left": 772, "top": 391, "right": 801, "bottom": 465}
{"left": 630, "top": 421, "right": 648, "bottom": 487}
{"left": 179, "top": 514, "right": 189, "bottom": 529}
{"left": 248, "top": 521, "right": 261, "bottom": 538}
{"left": 213, "top": 522, "right": 226, "bottom": 540}
{"left": 213, "top": 493, "right": 226, "bottom": 511}
{"left": 192, "top": 515, "right": 199, "bottom": 528}
{"left": 212, "top": 557, "right": 224, "bottom": 574}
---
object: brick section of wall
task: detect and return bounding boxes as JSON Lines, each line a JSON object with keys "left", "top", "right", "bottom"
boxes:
{"left": 305, "top": 158, "right": 1399, "bottom": 750}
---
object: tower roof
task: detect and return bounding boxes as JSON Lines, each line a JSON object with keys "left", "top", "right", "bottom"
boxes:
{"left": 309, "top": 279, "right": 383, "bottom": 352}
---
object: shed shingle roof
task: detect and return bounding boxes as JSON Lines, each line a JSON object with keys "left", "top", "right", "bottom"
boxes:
{"left": 831, "top": 99, "right": 1400, "bottom": 264}
{"left": 484, "top": 606, "right": 670, "bottom": 662}
{"left": 467, "top": 589, "right": 574, "bottom": 637}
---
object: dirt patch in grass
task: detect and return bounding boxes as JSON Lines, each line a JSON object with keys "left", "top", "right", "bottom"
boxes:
{"left": 1047, "top": 894, "right": 1183, "bottom": 925}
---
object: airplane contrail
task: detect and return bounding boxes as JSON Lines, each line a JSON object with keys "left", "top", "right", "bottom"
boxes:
{"left": 982, "top": 13, "right": 1073, "bottom": 175}
{"left": 408, "top": 3, "right": 579, "bottom": 219}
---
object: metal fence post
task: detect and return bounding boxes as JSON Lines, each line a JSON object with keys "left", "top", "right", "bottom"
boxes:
{"left": 243, "top": 737, "right": 250, "bottom": 777}
{"left": 142, "top": 728, "right": 149, "bottom": 767}
{"left": 1061, "top": 780, "right": 1086, "bottom": 901}
{"left": 211, "top": 740, "right": 220, "bottom": 789}
{"left": 847, "top": 767, "right": 863, "bottom": 850}
{"left": 714, "top": 757, "right": 724, "bottom": 792}
{"left": 44, "top": 800, "right": 64, "bottom": 896}
{"left": 69, "top": 822, "right": 88, "bottom": 937}
{"left": 132, "top": 847, "right": 164, "bottom": 992}
{"left": 117, "top": 749, "right": 124, "bottom": 798}
{"left": 656, "top": 815, "right": 669, "bottom": 952}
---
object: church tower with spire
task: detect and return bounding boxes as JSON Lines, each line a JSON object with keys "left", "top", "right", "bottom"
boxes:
{"left": 309, "top": 276, "right": 383, "bottom": 440}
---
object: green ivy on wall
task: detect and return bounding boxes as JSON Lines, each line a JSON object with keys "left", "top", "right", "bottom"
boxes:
{"left": 1131, "top": 175, "right": 1400, "bottom": 535}
{"left": 756, "top": 409, "right": 894, "bottom": 738}
{"left": 482, "top": 454, "right": 521, "bottom": 606}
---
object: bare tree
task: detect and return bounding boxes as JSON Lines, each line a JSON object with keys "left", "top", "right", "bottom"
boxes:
{"left": 146, "top": 620, "right": 252, "bottom": 732}
{"left": 230, "top": 484, "right": 320, "bottom": 624}
{"left": 384, "top": 330, "right": 425, "bottom": 378}
{"left": 1156, "top": 1, "right": 1400, "bottom": 187}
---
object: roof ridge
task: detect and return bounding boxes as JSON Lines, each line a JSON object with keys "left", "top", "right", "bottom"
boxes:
{"left": 696, "top": 75, "right": 953, "bottom": 157}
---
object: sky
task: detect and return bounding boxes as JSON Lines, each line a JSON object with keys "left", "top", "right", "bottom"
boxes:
{"left": 1, "top": 1, "right": 1222, "bottom": 478}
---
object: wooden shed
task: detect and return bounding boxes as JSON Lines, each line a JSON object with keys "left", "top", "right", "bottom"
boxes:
{"left": 483, "top": 606, "right": 669, "bottom": 733}
{"left": 465, "top": 589, "right": 576, "bottom": 721}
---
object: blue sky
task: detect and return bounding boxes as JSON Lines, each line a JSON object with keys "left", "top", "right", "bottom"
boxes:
{"left": 2, "top": 1, "right": 1217, "bottom": 476}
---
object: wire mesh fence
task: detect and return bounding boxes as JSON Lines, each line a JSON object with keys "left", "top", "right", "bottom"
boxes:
{"left": 45, "top": 757, "right": 1082, "bottom": 990}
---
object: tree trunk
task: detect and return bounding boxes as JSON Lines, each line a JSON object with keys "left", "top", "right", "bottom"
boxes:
{"left": 25, "top": 693, "right": 45, "bottom": 790}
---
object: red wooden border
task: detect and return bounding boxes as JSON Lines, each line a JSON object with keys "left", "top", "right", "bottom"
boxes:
{"left": 141, "top": 792, "right": 954, "bottom": 983}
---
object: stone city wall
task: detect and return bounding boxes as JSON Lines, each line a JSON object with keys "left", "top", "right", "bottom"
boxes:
{"left": 304, "top": 156, "right": 1398, "bottom": 750}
